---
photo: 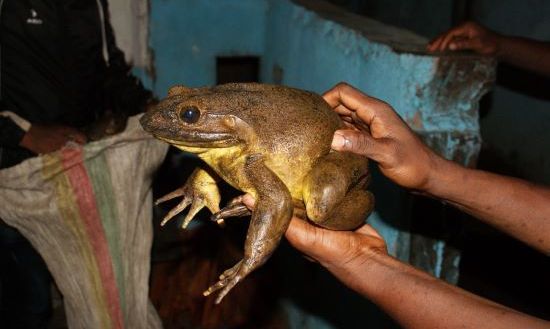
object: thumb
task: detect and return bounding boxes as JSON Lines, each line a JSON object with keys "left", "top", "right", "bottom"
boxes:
{"left": 332, "top": 129, "right": 383, "bottom": 160}
{"left": 241, "top": 193, "right": 256, "bottom": 210}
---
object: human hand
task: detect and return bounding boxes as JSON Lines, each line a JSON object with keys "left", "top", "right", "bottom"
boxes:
{"left": 427, "top": 21, "right": 502, "bottom": 55}
{"left": 324, "top": 83, "right": 440, "bottom": 192}
{"left": 285, "top": 216, "right": 387, "bottom": 270}
{"left": 241, "top": 194, "right": 387, "bottom": 270}
{"left": 19, "top": 124, "right": 87, "bottom": 154}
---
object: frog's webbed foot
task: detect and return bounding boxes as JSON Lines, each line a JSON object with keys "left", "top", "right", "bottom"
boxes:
{"left": 210, "top": 195, "right": 252, "bottom": 225}
{"left": 203, "top": 259, "right": 252, "bottom": 304}
{"left": 156, "top": 168, "right": 221, "bottom": 229}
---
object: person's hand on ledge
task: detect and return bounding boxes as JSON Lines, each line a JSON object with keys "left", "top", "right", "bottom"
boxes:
{"left": 427, "top": 21, "right": 502, "bottom": 55}
{"left": 428, "top": 21, "right": 550, "bottom": 77}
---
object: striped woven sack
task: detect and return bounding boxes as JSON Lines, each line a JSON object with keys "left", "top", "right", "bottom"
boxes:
{"left": 0, "top": 115, "right": 168, "bottom": 329}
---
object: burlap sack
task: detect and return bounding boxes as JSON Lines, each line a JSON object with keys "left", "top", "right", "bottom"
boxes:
{"left": 0, "top": 115, "right": 168, "bottom": 329}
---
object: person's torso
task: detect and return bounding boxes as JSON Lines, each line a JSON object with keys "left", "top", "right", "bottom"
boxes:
{"left": 0, "top": 0, "right": 108, "bottom": 127}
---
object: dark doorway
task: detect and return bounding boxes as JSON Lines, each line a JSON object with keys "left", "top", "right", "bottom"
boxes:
{"left": 216, "top": 56, "right": 260, "bottom": 84}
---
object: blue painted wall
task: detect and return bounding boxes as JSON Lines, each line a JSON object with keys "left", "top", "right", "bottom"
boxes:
{"left": 261, "top": 1, "right": 490, "bottom": 135}
{"left": 150, "top": 0, "right": 267, "bottom": 95}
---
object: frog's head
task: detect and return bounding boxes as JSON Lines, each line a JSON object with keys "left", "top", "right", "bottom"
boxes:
{"left": 141, "top": 85, "right": 246, "bottom": 150}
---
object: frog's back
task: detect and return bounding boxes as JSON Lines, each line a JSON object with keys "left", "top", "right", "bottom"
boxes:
{"left": 213, "top": 83, "right": 341, "bottom": 158}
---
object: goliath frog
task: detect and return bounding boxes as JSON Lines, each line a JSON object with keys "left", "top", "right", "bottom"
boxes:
{"left": 140, "top": 83, "right": 374, "bottom": 303}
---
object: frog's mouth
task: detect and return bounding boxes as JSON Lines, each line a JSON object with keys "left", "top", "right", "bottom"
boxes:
{"left": 155, "top": 132, "right": 239, "bottom": 148}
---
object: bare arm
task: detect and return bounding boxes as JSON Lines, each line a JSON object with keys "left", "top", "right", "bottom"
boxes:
{"left": 280, "top": 216, "right": 549, "bottom": 329}
{"left": 497, "top": 36, "right": 550, "bottom": 76}
{"left": 428, "top": 21, "right": 550, "bottom": 77}
{"left": 325, "top": 83, "right": 550, "bottom": 254}
{"left": 427, "top": 157, "right": 550, "bottom": 254}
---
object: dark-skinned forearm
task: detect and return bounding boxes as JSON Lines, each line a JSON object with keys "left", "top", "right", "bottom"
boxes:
{"left": 497, "top": 35, "right": 550, "bottom": 77}
{"left": 326, "top": 251, "right": 549, "bottom": 329}
{"left": 427, "top": 157, "right": 550, "bottom": 254}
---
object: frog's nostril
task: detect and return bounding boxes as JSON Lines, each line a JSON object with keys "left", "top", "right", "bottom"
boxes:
{"left": 180, "top": 107, "right": 201, "bottom": 124}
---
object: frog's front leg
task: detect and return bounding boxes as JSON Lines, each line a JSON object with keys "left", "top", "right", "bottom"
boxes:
{"left": 203, "top": 154, "right": 293, "bottom": 304}
{"left": 303, "top": 151, "right": 374, "bottom": 230}
{"left": 156, "top": 167, "right": 221, "bottom": 228}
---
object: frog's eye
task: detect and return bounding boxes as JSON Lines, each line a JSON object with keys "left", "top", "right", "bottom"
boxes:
{"left": 180, "top": 107, "right": 200, "bottom": 124}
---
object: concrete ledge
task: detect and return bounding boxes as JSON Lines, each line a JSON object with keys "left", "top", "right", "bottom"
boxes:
{"left": 293, "top": 0, "right": 428, "bottom": 53}
{"left": 263, "top": 0, "right": 496, "bottom": 136}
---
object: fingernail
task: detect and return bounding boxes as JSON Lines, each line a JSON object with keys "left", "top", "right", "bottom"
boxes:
{"left": 332, "top": 132, "right": 347, "bottom": 149}
{"left": 241, "top": 194, "right": 255, "bottom": 208}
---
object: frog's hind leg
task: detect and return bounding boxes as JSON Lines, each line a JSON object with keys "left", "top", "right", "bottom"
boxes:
{"left": 204, "top": 154, "right": 293, "bottom": 303}
{"left": 303, "top": 152, "right": 374, "bottom": 230}
{"left": 313, "top": 187, "right": 374, "bottom": 230}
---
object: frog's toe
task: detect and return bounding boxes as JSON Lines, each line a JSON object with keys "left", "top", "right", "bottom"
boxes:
{"left": 213, "top": 276, "right": 241, "bottom": 304}
{"left": 181, "top": 200, "right": 205, "bottom": 229}
{"left": 210, "top": 204, "right": 251, "bottom": 224}
{"left": 219, "top": 260, "right": 242, "bottom": 280}
{"left": 203, "top": 274, "right": 238, "bottom": 303}
{"left": 160, "top": 196, "right": 192, "bottom": 226}
{"left": 203, "top": 260, "right": 250, "bottom": 304}
{"left": 155, "top": 187, "right": 186, "bottom": 205}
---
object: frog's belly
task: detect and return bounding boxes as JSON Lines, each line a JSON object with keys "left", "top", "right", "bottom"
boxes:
{"left": 199, "top": 148, "right": 307, "bottom": 200}
{"left": 199, "top": 147, "right": 256, "bottom": 194}
{"left": 264, "top": 158, "right": 306, "bottom": 200}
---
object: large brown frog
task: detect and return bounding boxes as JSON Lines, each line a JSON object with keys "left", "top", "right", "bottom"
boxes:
{"left": 140, "top": 83, "right": 374, "bottom": 303}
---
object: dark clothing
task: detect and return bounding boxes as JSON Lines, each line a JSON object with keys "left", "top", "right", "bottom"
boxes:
{"left": 0, "top": 1, "right": 152, "bottom": 328}
{"left": 0, "top": 0, "right": 152, "bottom": 168}
{"left": 0, "top": 224, "right": 52, "bottom": 329}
